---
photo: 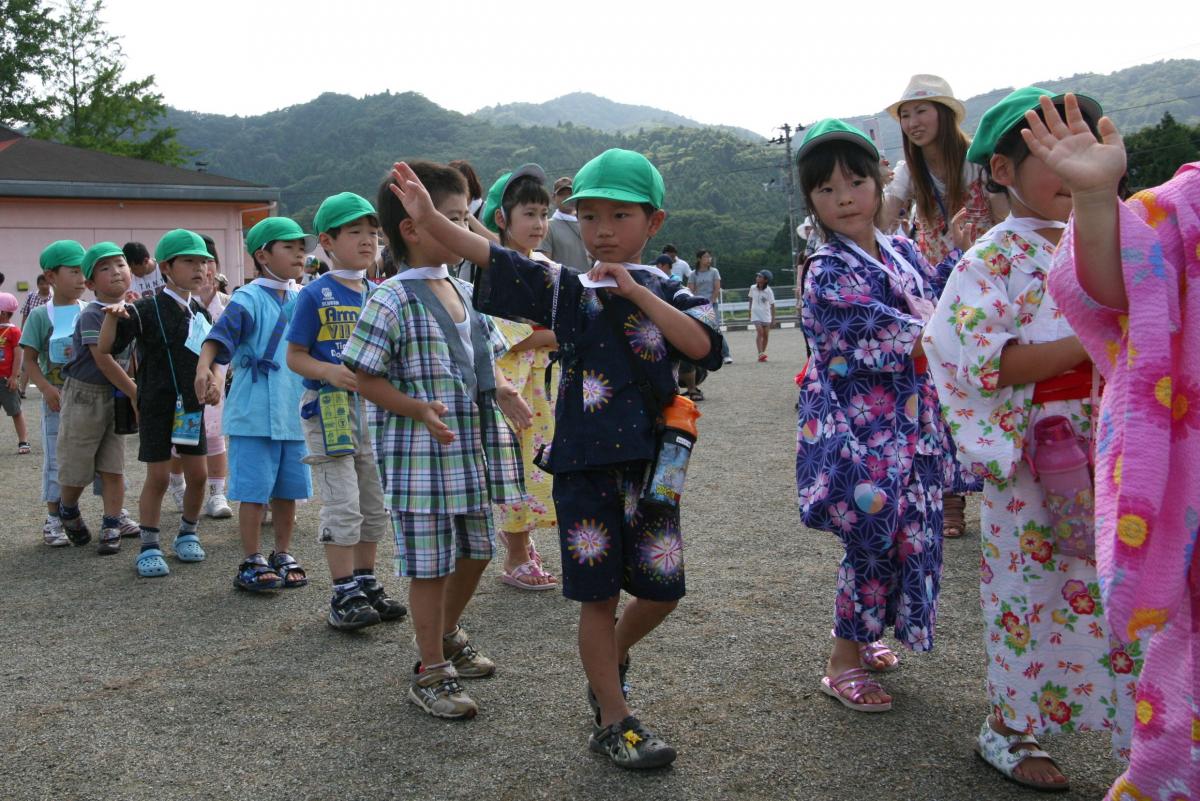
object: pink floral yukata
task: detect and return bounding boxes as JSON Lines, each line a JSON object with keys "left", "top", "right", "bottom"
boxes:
{"left": 924, "top": 219, "right": 1134, "bottom": 748}
{"left": 1049, "top": 163, "right": 1200, "bottom": 801}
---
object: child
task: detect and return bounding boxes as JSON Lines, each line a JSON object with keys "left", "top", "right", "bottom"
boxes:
{"left": 794, "top": 120, "right": 964, "bottom": 715}
{"left": 284, "top": 193, "right": 407, "bottom": 628}
{"left": 384, "top": 151, "right": 722, "bottom": 764}
{"left": 748, "top": 269, "right": 775, "bottom": 361}
{"left": 195, "top": 217, "right": 313, "bottom": 592}
{"left": 100, "top": 230, "right": 219, "bottom": 577}
{"left": 339, "top": 169, "right": 530, "bottom": 717}
{"left": 480, "top": 165, "right": 559, "bottom": 590}
{"left": 923, "top": 89, "right": 1131, "bottom": 791}
{"left": 1030, "top": 93, "right": 1199, "bottom": 801}
{"left": 55, "top": 243, "right": 139, "bottom": 554}
{"left": 0, "top": 293, "right": 29, "bottom": 454}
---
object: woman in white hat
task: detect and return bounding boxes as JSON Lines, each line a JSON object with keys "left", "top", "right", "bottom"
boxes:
{"left": 882, "top": 74, "right": 1005, "bottom": 539}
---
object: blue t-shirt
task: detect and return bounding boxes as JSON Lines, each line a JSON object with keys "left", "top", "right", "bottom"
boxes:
{"left": 284, "top": 273, "right": 368, "bottom": 390}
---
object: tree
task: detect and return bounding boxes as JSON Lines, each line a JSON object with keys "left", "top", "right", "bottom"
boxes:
{"left": 0, "top": 0, "right": 55, "bottom": 126}
{"left": 1122, "top": 111, "right": 1200, "bottom": 190}
{"left": 30, "top": 0, "right": 190, "bottom": 165}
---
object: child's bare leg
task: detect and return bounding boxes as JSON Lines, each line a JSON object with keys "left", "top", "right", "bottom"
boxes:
{"left": 270, "top": 498, "right": 296, "bottom": 551}
{"left": 180, "top": 454, "right": 207, "bottom": 521}
{"left": 580, "top": 596, "right": 627, "bottom": 727}
{"left": 410, "top": 576, "right": 449, "bottom": 667}
{"left": 443, "top": 557, "right": 489, "bottom": 634}
{"left": 762, "top": 325, "right": 771, "bottom": 352}
{"left": 98, "top": 471, "right": 123, "bottom": 517}
{"left": 827, "top": 636, "right": 891, "bottom": 705}
{"left": 352, "top": 540, "right": 377, "bottom": 571}
{"left": 140, "top": 461, "right": 171, "bottom": 529}
{"left": 615, "top": 597, "right": 678, "bottom": 662}
{"left": 238, "top": 501, "right": 265, "bottom": 556}
{"left": 13, "top": 412, "right": 27, "bottom": 443}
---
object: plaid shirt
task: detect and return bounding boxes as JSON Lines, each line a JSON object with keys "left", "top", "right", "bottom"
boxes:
{"left": 20, "top": 291, "right": 51, "bottom": 324}
{"left": 340, "top": 276, "right": 524, "bottom": 514}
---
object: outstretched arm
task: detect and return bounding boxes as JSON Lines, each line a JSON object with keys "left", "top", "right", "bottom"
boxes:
{"left": 1022, "top": 93, "right": 1127, "bottom": 310}
{"left": 387, "top": 162, "right": 492, "bottom": 267}
{"left": 588, "top": 263, "right": 711, "bottom": 360}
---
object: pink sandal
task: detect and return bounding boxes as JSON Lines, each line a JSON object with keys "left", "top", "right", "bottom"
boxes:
{"left": 857, "top": 640, "right": 900, "bottom": 672}
{"left": 820, "top": 667, "right": 892, "bottom": 712}
{"left": 499, "top": 559, "right": 558, "bottom": 591}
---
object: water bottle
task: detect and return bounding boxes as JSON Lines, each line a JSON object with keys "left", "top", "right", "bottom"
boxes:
{"left": 641, "top": 395, "right": 701, "bottom": 510}
{"left": 1031, "top": 415, "right": 1094, "bottom": 559}
{"left": 113, "top": 388, "right": 138, "bottom": 435}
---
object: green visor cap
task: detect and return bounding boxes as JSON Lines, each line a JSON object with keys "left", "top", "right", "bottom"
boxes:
{"left": 82, "top": 242, "right": 125, "bottom": 279}
{"left": 967, "top": 87, "right": 1103, "bottom": 165}
{"left": 155, "top": 229, "right": 212, "bottom": 263}
{"left": 39, "top": 240, "right": 86, "bottom": 271}
{"left": 313, "top": 192, "right": 376, "bottom": 234}
{"left": 565, "top": 149, "right": 665, "bottom": 209}
{"left": 795, "top": 119, "right": 879, "bottom": 164}
{"left": 245, "top": 217, "right": 316, "bottom": 255}
{"left": 481, "top": 163, "right": 548, "bottom": 233}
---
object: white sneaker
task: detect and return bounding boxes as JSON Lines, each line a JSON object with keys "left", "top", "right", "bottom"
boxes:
{"left": 723, "top": 356, "right": 734, "bottom": 364}
{"left": 116, "top": 509, "right": 141, "bottom": 538}
{"left": 204, "top": 492, "right": 233, "bottom": 519}
{"left": 43, "top": 516, "right": 69, "bottom": 547}
{"left": 167, "top": 481, "right": 185, "bottom": 511}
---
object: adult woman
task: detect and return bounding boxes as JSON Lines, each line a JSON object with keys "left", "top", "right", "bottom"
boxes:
{"left": 688, "top": 250, "right": 731, "bottom": 366}
{"left": 882, "top": 75, "right": 1005, "bottom": 538}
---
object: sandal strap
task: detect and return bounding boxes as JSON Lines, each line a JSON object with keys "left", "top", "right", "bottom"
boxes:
{"left": 977, "top": 721, "right": 1058, "bottom": 775}
{"left": 270, "top": 552, "right": 305, "bottom": 574}
{"left": 828, "top": 667, "right": 884, "bottom": 702}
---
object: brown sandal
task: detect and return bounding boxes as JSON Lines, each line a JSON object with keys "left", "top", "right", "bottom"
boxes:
{"left": 943, "top": 493, "right": 966, "bottom": 539}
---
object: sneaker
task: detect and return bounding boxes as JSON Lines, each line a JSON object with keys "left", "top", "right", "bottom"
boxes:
{"left": 758, "top": 353, "right": 768, "bottom": 362}
{"left": 167, "top": 481, "right": 185, "bottom": 512}
{"left": 588, "top": 715, "right": 677, "bottom": 769}
{"left": 723, "top": 356, "right": 734, "bottom": 364}
{"left": 116, "top": 509, "right": 141, "bottom": 538}
{"left": 587, "top": 657, "right": 632, "bottom": 726}
{"left": 358, "top": 577, "right": 407, "bottom": 621}
{"left": 409, "top": 663, "right": 477, "bottom": 720}
{"left": 327, "top": 590, "right": 381, "bottom": 631}
{"left": 42, "top": 516, "right": 69, "bottom": 548}
{"left": 203, "top": 491, "right": 233, "bottom": 519}
{"left": 62, "top": 515, "right": 91, "bottom": 547}
{"left": 97, "top": 527, "right": 122, "bottom": 555}
{"left": 442, "top": 625, "right": 495, "bottom": 678}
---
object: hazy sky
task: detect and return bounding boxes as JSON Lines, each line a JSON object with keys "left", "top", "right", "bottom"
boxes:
{"left": 102, "top": 0, "right": 1200, "bottom": 137}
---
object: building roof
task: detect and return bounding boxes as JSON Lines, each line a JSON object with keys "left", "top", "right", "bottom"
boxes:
{"left": 0, "top": 126, "right": 279, "bottom": 203}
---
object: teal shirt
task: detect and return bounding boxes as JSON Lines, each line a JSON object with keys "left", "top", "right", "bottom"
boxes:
{"left": 18, "top": 300, "right": 86, "bottom": 387}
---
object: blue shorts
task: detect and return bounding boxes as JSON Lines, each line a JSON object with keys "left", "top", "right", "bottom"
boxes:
{"left": 228, "top": 436, "right": 311, "bottom": 503}
{"left": 553, "top": 465, "right": 686, "bottom": 603}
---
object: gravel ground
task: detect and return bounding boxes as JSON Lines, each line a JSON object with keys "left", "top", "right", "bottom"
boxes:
{"left": 0, "top": 328, "right": 1123, "bottom": 800}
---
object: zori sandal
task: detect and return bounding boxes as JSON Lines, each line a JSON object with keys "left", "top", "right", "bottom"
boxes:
{"left": 974, "top": 719, "right": 1070, "bottom": 792}
{"left": 820, "top": 667, "right": 892, "bottom": 713}
{"left": 499, "top": 559, "right": 558, "bottom": 591}
{"left": 136, "top": 548, "right": 170, "bottom": 578}
{"left": 268, "top": 551, "right": 308, "bottom": 589}
{"left": 172, "top": 533, "right": 206, "bottom": 562}
{"left": 234, "top": 555, "right": 283, "bottom": 593}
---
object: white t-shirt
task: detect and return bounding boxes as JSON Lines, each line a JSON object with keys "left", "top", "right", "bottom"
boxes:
{"left": 885, "top": 159, "right": 985, "bottom": 208}
{"left": 749, "top": 285, "right": 775, "bottom": 323}
{"left": 127, "top": 266, "right": 165, "bottom": 300}
{"left": 670, "top": 258, "right": 692, "bottom": 283}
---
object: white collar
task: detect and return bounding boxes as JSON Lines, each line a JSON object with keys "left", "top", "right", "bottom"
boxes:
{"left": 396, "top": 264, "right": 450, "bottom": 280}
{"left": 162, "top": 287, "right": 194, "bottom": 312}
{"left": 331, "top": 269, "right": 367, "bottom": 280}
{"left": 251, "top": 276, "right": 295, "bottom": 292}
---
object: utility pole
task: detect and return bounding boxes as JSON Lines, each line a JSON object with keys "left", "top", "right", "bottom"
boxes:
{"left": 769, "top": 123, "right": 804, "bottom": 303}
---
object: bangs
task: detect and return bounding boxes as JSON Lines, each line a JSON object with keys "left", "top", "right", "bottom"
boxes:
{"left": 798, "top": 141, "right": 881, "bottom": 197}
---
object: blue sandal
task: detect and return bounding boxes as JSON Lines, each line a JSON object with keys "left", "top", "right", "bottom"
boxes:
{"left": 269, "top": 551, "right": 308, "bottom": 589}
{"left": 234, "top": 555, "right": 283, "bottom": 592}
{"left": 136, "top": 548, "right": 170, "bottom": 578}
{"left": 173, "top": 533, "right": 206, "bottom": 562}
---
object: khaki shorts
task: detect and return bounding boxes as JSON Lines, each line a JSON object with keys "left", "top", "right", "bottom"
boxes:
{"left": 57, "top": 378, "right": 125, "bottom": 487}
{"left": 300, "top": 389, "right": 388, "bottom": 546}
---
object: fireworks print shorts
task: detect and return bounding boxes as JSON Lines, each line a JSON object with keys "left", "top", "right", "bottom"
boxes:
{"left": 552, "top": 464, "right": 686, "bottom": 603}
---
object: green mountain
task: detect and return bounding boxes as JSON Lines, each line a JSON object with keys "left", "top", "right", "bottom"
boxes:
{"left": 473, "top": 91, "right": 764, "bottom": 143}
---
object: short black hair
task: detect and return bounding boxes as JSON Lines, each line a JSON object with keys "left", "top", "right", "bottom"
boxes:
{"left": 377, "top": 161, "right": 468, "bottom": 263}
{"left": 498, "top": 175, "right": 550, "bottom": 246}
{"left": 662, "top": 244, "right": 678, "bottom": 254}
{"left": 798, "top": 140, "right": 884, "bottom": 241}
{"left": 36, "top": 273, "right": 48, "bottom": 285}
{"left": 122, "top": 241, "right": 151, "bottom": 265}
{"left": 199, "top": 233, "right": 218, "bottom": 263}
{"left": 984, "top": 103, "right": 1100, "bottom": 194}
{"left": 325, "top": 216, "right": 381, "bottom": 240}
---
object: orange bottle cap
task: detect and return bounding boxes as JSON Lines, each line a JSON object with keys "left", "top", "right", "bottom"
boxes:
{"left": 664, "top": 395, "right": 700, "bottom": 437}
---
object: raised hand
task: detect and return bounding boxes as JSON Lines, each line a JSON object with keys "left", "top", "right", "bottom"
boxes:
{"left": 1021, "top": 93, "right": 1126, "bottom": 198}
{"left": 387, "top": 162, "right": 437, "bottom": 224}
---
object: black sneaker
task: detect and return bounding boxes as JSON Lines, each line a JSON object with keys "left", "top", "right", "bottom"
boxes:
{"left": 62, "top": 516, "right": 91, "bottom": 547}
{"left": 588, "top": 716, "right": 676, "bottom": 769}
{"left": 327, "top": 590, "right": 381, "bottom": 631}
{"left": 358, "top": 577, "right": 407, "bottom": 621}
{"left": 587, "top": 656, "right": 631, "bottom": 726}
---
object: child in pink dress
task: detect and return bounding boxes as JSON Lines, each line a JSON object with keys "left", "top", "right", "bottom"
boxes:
{"left": 1031, "top": 92, "right": 1200, "bottom": 801}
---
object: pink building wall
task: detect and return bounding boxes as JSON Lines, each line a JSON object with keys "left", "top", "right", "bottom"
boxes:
{"left": 0, "top": 197, "right": 268, "bottom": 299}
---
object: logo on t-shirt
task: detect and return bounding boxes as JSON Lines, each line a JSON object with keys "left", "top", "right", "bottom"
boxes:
{"left": 316, "top": 306, "right": 359, "bottom": 343}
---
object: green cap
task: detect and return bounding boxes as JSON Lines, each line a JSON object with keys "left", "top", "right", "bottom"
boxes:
{"left": 155, "top": 229, "right": 211, "bottom": 263}
{"left": 245, "top": 216, "right": 316, "bottom": 255}
{"left": 565, "top": 149, "right": 665, "bottom": 209}
{"left": 795, "top": 119, "right": 878, "bottom": 164}
{"left": 313, "top": 192, "right": 376, "bottom": 234}
{"left": 38, "top": 240, "right": 86, "bottom": 271}
{"left": 967, "top": 87, "right": 1103, "bottom": 165}
{"left": 81, "top": 242, "right": 125, "bottom": 279}
{"left": 481, "top": 164, "right": 548, "bottom": 233}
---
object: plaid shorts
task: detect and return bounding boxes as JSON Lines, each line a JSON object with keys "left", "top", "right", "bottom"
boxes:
{"left": 391, "top": 509, "right": 495, "bottom": 579}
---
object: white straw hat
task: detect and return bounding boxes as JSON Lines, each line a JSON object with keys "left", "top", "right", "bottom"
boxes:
{"left": 886, "top": 74, "right": 966, "bottom": 123}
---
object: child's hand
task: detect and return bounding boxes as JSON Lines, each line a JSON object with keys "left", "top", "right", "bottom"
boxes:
{"left": 193, "top": 373, "right": 212, "bottom": 406}
{"left": 496, "top": 383, "right": 533, "bottom": 431}
{"left": 1021, "top": 93, "right": 1126, "bottom": 200}
{"left": 203, "top": 377, "right": 221, "bottom": 406}
{"left": 419, "top": 400, "right": 455, "bottom": 444}
{"left": 387, "top": 162, "right": 438, "bottom": 225}
{"left": 324, "top": 363, "right": 359, "bottom": 392}
{"left": 43, "top": 385, "right": 61, "bottom": 413}
{"left": 5, "top": 376, "right": 16, "bottom": 391}
{"left": 102, "top": 301, "right": 131, "bottom": 319}
{"left": 949, "top": 208, "right": 973, "bottom": 251}
{"left": 588, "top": 262, "right": 642, "bottom": 299}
